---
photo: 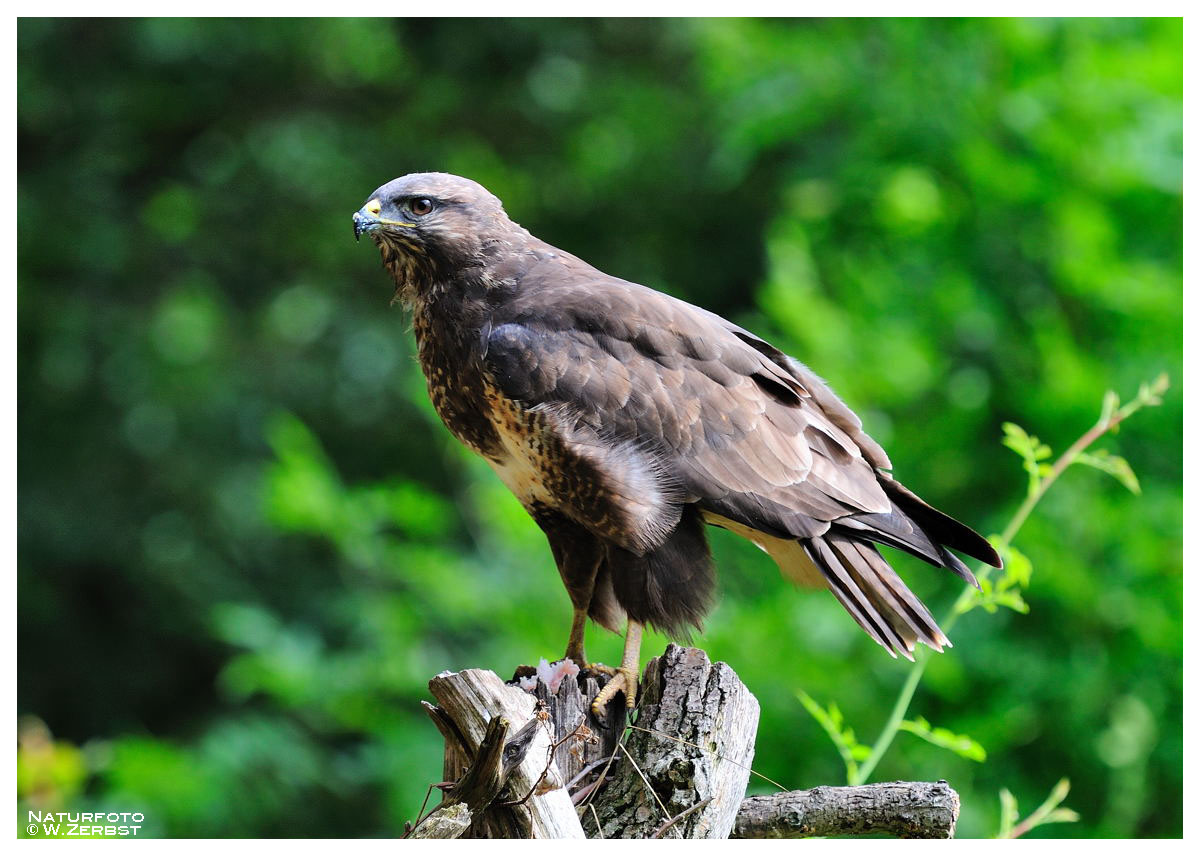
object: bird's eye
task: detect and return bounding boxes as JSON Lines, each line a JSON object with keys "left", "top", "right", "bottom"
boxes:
{"left": 410, "top": 198, "right": 434, "bottom": 216}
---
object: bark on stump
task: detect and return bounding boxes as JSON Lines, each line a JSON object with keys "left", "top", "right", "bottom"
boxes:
{"left": 582, "top": 644, "right": 759, "bottom": 838}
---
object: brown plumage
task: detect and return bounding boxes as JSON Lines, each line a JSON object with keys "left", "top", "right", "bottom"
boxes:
{"left": 353, "top": 173, "right": 1001, "bottom": 708}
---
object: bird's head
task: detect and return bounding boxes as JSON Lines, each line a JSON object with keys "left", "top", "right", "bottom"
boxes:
{"left": 353, "top": 172, "right": 516, "bottom": 304}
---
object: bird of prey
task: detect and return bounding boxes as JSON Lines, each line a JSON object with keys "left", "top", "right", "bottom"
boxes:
{"left": 353, "top": 173, "right": 1001, "bottom": 714}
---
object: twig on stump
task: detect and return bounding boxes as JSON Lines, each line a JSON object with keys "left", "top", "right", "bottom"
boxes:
{"left": 407, "top": 712, "right": 544, "bottom": 838}
{"left": 732, "top": 780, "right": 961, "bottom": 839}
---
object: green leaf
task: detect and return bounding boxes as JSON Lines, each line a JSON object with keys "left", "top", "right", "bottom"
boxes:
{"left": 1001, "top": 422, "right": 1053, "bottom": 496}
{"left": 996, "top": 542, "right": 1033, "bottom": 589}
{"left": 996, "top": 778, "right": 1079, "bottom": 838}
{"left": 1042, "top": 808, "right": 1082, "bottom": 825}
{"left": 1074, "top": 450, "right": 1141, "bottom": 495}
{"left": 992, "top": 590, "right": 1030, "bottom": 613}
{"left": 1001, "top": 422, "right": 1052, "bottom": 461}
{"left": 959, "top": 541, "right": 1033, "bottom": 615}
{"left": 1139, "top": 373, "right": 1169, "bottom": 406}
{"left": 898, "top": 716, "right": 987, "bottom": 762}
{"left": 997, "top": 789, "right": 1019, "bottom": 839}
{"left": 1098, "top": 389, "right": 1119, "bottom": 426}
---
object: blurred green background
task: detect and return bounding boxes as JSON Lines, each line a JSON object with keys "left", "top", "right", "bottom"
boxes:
{"left": 17, "top": 18, "right": 1181, "bottom": 838}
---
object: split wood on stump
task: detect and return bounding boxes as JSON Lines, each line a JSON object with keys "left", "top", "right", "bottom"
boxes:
{"left": 413, "top": 644, "right": 959, "bottom": 839}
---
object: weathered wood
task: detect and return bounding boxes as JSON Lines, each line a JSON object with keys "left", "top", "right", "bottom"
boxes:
{"left": 409, "top": 712, "right": 545, "bottom": 838}
{"left": 513, "top": 664, "right": 626, "bottom": 788}
{"left": 408, "top": 802, "right": 472, "bottom": 839}
{"left": 582, "top": 645, "right": 760, "bottom": 839}
{"left": 425, "top": 668, "right": 586, "bottom": 838}
{"left": 444, "top": 714, "right": 511, "bottom": 809}
{"left": 732, "top": 780, "right": 960, "bottom": 839}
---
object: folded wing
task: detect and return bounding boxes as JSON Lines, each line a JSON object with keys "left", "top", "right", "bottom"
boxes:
{"left": 484, "top": 253, "right": 1001, "bottom": 656}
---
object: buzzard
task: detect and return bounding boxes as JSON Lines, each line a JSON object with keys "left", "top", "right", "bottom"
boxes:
{"left": 353, "top": 173, "right": 1001, "bottom": 713}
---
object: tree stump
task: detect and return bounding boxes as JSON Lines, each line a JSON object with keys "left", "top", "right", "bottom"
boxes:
{"left": 509, "top": 661, "right": 628, "bottom": 790}
{"left": 582, "top": 645, "right": 759, "bottom": 838}
{"left": 414, "top": 644, "right": 961, "bottom": 839}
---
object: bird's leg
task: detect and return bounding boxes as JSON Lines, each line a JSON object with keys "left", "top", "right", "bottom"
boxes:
{"left": 590, "top": 620, "right": 643, "bottom": 715}
{"left": 548, "top": 530, "right": 603, "bottom": 667}
{"left": 564, "top": 607, "right": 589, "bottom": 666}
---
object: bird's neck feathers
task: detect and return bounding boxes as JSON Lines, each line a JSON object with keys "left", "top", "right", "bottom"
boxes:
{"left": 376, "top": 231, "right": 518, "bottom": 311}
{"left": 374, "top": 234, "right": 436, "bottom": 307}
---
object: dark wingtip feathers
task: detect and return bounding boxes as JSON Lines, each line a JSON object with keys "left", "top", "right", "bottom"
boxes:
{"left": 879, "top": 478, "right": 1002, "bottom": 570}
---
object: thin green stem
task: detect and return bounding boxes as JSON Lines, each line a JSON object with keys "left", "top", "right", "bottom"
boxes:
{"left": 1000, "top": 403, "right": 1125, "bottom": 545}
{"left": 850, "top": 376, "right": 1166, "bottom": 786}
{"left": 851, "top": 652, "right": 927, "bottom": 784}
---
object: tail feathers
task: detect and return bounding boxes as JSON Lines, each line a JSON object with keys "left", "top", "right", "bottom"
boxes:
{"left": 838, "top": 501, "right": 987, "bottom": 590}
{"left": 804, "top": 534, "right": 950, "bottom": 659}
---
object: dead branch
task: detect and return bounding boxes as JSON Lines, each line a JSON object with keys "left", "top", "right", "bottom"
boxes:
{"left": 732, "top": 779, "right": 960, "bottom": 839}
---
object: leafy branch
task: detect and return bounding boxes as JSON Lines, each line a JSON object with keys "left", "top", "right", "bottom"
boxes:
{"left": 896, "top": 716, "right": 986, "bottom": 763}
{"left": 798, "top": 373, "right": 1167, "bottom": 828}
{"left": 992, "top": 373, "right": 1166, "bottom": 549}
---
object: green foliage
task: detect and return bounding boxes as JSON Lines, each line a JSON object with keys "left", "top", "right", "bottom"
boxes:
{"left": 798, "top": 378, "right": 1164, "bottom": 828}
{"left": 18, "top": 18, "right": 1180, "bottom": 838}
{"left": 897, "top": 717, "right": 987, "bottom": 763}
{"left": 1001, "top": 423, "right": 1053, "bottom": 497}
{"left": 1074, "top": 451, "right": 1141, "bottom": 496}
{"left": 997, "top": 779, "right": 1080, "bottom": 839}
{"left": 16, "top": 718, "right": 88, "bottom": 810}
{"left": 957, "top": 541, "right": 1031, "bottom": 616}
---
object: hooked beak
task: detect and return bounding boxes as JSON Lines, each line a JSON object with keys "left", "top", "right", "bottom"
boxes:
{"left": 352, "top": 210, "right": 376, "bottom": 242}
{"left": 352, "top": 197, "right": 416, "bottom": 242}
{"left": 353, "top": 197, "right": 382, "bottom": 242}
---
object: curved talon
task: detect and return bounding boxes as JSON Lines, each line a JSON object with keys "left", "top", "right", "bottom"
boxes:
{"left": 590, "top": 666, "right": 639, "bottom": 715}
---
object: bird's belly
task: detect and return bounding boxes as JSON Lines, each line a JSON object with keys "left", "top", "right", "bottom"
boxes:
{"left": 485, "top": 450, "right": 554, "bottom": 508}
{"left": 478, "top": 383, "right": 558, "bottom": 508}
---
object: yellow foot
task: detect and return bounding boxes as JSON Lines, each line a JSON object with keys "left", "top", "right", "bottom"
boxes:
{"left": 590, "top": 665, "right": 639, "bottom": 716}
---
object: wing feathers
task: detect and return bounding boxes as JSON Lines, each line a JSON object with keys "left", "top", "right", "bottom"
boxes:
{"left": 843, "top": 539, "right": 947, "bottom": 651}
{"left": 880, "top": 476, "right": 1001, "bottom": 571}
